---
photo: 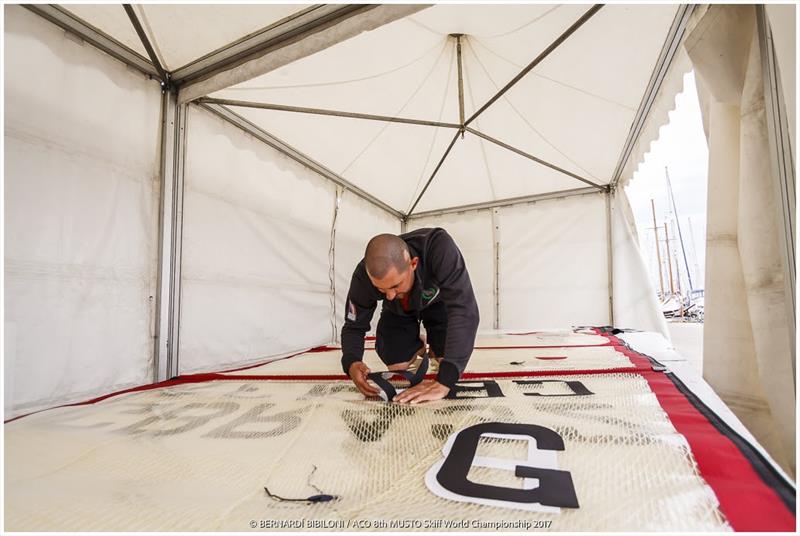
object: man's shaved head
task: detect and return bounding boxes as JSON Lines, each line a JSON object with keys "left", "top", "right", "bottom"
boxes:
{"left": 365, "top": 234, "right": 410, "bottom": 278}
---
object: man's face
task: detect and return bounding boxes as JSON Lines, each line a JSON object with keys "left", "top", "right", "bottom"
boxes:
{"left": 368, "top": 256, "right": 419, "bottom": 301}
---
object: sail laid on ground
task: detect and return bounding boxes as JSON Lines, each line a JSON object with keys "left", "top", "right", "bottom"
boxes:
{"left": 4, "top": 328, "right": 794, "bottom": 531}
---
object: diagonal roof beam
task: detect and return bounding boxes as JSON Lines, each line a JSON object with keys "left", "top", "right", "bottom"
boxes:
{"left": 466, "top": 127, "right": 606, "bottom": 190}
{"left": 199, "top": 102, "right": 404, "bottom": 220}
{"left": 198, "top": 98, "right": 462, "bottom": 129}
{"left": 464, "top": 4, "right": 603, "bottom": 128}
{"left": 406, "top": 131, "right": 463, "bottom": 217}
{"left": 176, "top": 4, "right": 430, "bottom": 103}
{"left": 122, "top": 4, "right": 168, "bottom": 84}
{"left": 22, "top": 4, "right": 159, "bottom": 78}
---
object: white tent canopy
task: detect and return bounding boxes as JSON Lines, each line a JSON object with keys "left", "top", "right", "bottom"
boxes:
{"left": 4, "top": 3, "right": 795, "bottom": 476}
{"left": 204, "top": 3, "right": 678, "bottom": 213}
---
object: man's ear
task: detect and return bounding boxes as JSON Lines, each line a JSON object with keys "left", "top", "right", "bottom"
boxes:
{"left": 409, "top": 257, "right": 419, "bottom": 271}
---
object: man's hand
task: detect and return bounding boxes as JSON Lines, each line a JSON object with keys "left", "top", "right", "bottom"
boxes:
{"left": 393, "top": 379, "right": 450, "bottom": 404}
{"left": 348, "top": 362, "right": 380, "bottom": 397}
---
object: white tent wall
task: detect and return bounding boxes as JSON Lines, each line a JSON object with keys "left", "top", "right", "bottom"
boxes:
{"left": 406, "top": 191, "right": 660, "bottom": 335}
{"left": 407, "top": 211, "right": 496, "bottom": 331}
{"left": 685, "top": 4, "right": 795, "bottom": 476}
{"left": 3, "top": 5, "right": 162, "bottom": 419}
{"left": 497, "top": 193, "right": 610, "bottom": 331}
{"left": 333, "top": 189, "right": 402, "bottom": 341}
{"left": 177, "top": 106, "right": 337, "bottom": 373}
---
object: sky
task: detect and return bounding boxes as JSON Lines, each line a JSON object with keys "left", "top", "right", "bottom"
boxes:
{"left": 625, "top": 71, "right": 708, "bottom": 296}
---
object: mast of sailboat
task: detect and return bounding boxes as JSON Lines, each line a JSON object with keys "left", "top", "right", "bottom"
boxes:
{"left": 665, "top": 166, "right": 694, "bottom": 293}
{"left": 687, "top": 216, "right": 702, "bottom": 292}
{"left": 664, "top": 222, "right": 675, "bottom": 294}
{"left": 650, "top": 199, "right": 666, "bottom": 298}
{"left": 672, "top": 220, "right": 682, "bottom": 295}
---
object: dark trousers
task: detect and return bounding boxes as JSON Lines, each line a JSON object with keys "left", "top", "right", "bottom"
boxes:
{"left": 375, "top": 300, "right": 447, "bottom": 366}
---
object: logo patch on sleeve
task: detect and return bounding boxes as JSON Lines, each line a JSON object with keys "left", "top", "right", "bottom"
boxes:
{"left": 347, "top": 300, "right": 357, "bottom": 321}
{"left": 422, "top": 287, "right": 440, "bottom": 303}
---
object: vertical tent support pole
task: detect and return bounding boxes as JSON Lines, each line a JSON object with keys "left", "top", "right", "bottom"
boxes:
{"left": 605, "top": 188, "right": 615, "bottom": 327}
{"left": 756, "top": 6, "right": 796, "bottom": 379}
{"left": 492, "top": 208, "right": 501, "bottom": 329}
{"left": 454, "top": 33, "right": 465, "bottom": 135}
{"left": 154, "top": 91, "right": 187, "bottom": 382}
{"left": 329, "top": 187, "right": 343, "bottom": 343}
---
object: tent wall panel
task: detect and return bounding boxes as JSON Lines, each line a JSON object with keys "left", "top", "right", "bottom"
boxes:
{"left": 407, "top": 211, "right": 495, "bottom": 332}
{"left": 3, "top": 6, "right": 162, "bottom": 418}
{"left": 178, "top": 106, "right": 336, "bottom": 373}
{"left": 497, "top": 194, "right": 609, "bottom": 330}
{"left": 333, "top": 191, "right": 402, "bottom": 341}
{"left": 611, "top": 190, "right": 670, "bottom": 337}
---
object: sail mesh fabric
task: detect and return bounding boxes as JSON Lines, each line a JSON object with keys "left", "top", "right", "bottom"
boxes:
{"left": 5, "top": 373, "right": 730, "bottom": 531}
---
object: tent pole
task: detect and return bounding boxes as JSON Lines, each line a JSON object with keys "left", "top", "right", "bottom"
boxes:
{"left": 154, "top": 91, "right": 187, "bottom": 382}
{"left": 198, "top": 102, "right": 404, "bottom": 221}
{"left": 408, "top": 186, "right": 600, "bottom": 220}
{"left": 198, "top": 98, "right": 461, "bottom": 129}
{"left": 123, "top": 4, "right": 168, "bottom": 85}
{"left": 492, "top": 208, "right": 501, "bottom": 329}
{"left": 465, "top": 128, "right": 605, "bottom": 190}
{"left": 606, "top": 188, "right": 615, "bottom": 327}
{"left": 329, "top": 187, "right": 343, "bottom": 343}
{"left": 407, "top": 131, "right": 462, "bottom": 216}
{"left": 453, "top": 34, "right": 466, "bottom": 135}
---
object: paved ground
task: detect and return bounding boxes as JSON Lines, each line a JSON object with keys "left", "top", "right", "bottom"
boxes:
{"left": 666, "top": 321, "right": 703, "bottom": 373}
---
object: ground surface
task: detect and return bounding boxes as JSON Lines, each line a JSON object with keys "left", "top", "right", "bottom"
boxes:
{"left": 666, "top": 321, "right": 703, "bottom": 373}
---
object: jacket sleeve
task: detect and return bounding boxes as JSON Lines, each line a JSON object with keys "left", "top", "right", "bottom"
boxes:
{"left": 428, "top": 230, "right": 480, "bottom": 388}
{"left": 340, "top": 263, "right": 378, "bottom": 375}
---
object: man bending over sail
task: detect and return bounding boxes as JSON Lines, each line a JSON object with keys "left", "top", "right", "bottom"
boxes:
{"left": 341, "top": 228, "right": 480, "bottom": 404}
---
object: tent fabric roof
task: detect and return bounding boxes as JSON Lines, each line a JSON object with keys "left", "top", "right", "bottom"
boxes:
{"left": 63, "top": 3, "right": 314, "bottom": 71}
{"left": 49, "top": 3, "right": 686, "bottom": 215}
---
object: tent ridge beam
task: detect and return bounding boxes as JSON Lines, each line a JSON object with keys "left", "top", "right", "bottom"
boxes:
{"left": 407, "top": 187, "right": 602, "bottom": 220}
{"left": 466, "top": 128, "right": 606, "bottom": 190}
{"left": 171, "top": 4, "right": 375, "bottom": 86}
{"left": 199, "top": 102, "right": 404, "bottom": 220}
{"left": 406, "top": 131, "right": 462, "bottom": 217}
{"left": 122, "top": 4, "right": 169, "bottom": 84}
{"left": 198, "top": 98, "right": 462, "bottom": 129}
{"left": 610, "top": 4, "right": 695, "bottom": 188}
{"left": 464, "top": 4, "right": 604, "bottom": 128}
{"left": 23, "top": 4, "right": 159, "bottom": 79}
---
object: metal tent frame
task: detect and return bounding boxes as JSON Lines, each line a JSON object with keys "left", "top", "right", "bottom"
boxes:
{"left": 23, "top": 2, "right": 785, "bottom": 385}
